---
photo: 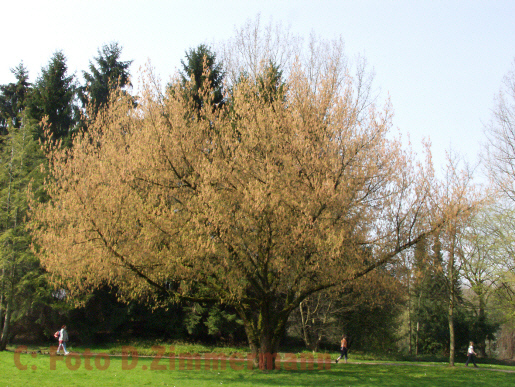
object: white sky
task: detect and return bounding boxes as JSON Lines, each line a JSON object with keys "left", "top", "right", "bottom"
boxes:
{"left": 2, "top": 0, "right": 515, "bottom": 172}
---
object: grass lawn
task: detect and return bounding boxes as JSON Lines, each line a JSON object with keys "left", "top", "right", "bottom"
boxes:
{"left": 2, "top": 349, "right": 514, "bottom": 387}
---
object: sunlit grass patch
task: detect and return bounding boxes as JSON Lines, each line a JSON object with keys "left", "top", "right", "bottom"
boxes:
{"left": 2, "top": 350, "right": 514, "bottom": 387}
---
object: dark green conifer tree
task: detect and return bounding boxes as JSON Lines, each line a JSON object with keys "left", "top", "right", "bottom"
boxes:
{"left": 411, "top": 234, "right": 469, "bottom": 355}
{"left": 26, "top": 51, "right": 77, "bottom": 142}
{"left": 257, "top": 61, "right": 285, "bottom": 105}
{"left": 179, "top": 44, "right": 225, "bottom": 114}
{"left": 80, "top": 42, "right": 133, "bottom": 118}
{"left": 0, "top": 118, "right": 47, "bottom": 350}
{"left": 0, "top": 64, "right": 31, "bottom": 136}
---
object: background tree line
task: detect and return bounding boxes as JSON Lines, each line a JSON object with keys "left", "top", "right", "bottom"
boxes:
{"left": 1, "top": 18, "right": 515, "bottom": 367}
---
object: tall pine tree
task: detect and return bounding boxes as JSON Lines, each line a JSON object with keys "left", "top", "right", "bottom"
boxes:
{"left": 257, "top": 61, "right": 285, "bottom": 105}
{"left": 0, "top": 64, "right": 31, "bottom": 136}
{"left": 412, "top": 235, "right": 450, "bottom": 354}
{"left": 0, "top": 118, "right": 46, "bottom": 350}
{"left": 26, "top": 51, "right": 76, "bottom": 142}
{"left": 178, "top": 44, "right": 225, "bottom": 114}
{"left": 79, "top": 42, "right": 133, "bottom": 118}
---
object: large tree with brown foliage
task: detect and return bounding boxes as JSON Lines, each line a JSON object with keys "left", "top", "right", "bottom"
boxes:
{"left": 30, "top": 49, "right": 466, "bottom": 368}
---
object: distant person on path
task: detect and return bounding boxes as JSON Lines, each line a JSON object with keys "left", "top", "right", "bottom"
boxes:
{"left": 335, "top": 335, "right": 348, "bottom": 363}
{"left": 56, "top": 325, "right": 69, "bottom": 355}
{"left": 465, "top": 341, "right": 478, "bottom": 367}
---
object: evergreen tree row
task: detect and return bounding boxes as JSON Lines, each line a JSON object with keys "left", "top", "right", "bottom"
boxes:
{"left": 0, "top": 42, "right": 132, "bottom": 144}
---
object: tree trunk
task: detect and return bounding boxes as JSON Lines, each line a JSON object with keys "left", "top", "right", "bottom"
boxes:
{"left": 0, "top": 281, "right": 13, "bottom": 351}
{"left": 448, "top": 297, "right": 455, "bottom": 366}
{"left": 299, "top": 300, "right": 313, "bottom": 350}
{"left": 0, "top": 267, "right": 4, "bottom": 333}
{"left": 259, "top": 328, "right": 278, "bottom": 370}
{"left": 478, "top": 294, "right": 487, "bottom": 357}
{"left": 0, "top": 145, "right": 15, "bottom": 350}
{"left": 407, "top": 263, "right": 412, "bottom": 356}
{"left": 258, "top": 303, "right": 287, "bottom": 370}
{"left": 415, "top": 288, "right": 424, "bottom": 356}
{"left": 448, "top": 232, "right": 456, "bottom": 367}
{"left": 415, "top": 321, "right": 419, "bottom": 356}
{"left": 238, "top": 299, "right": 290, "bottom": 370}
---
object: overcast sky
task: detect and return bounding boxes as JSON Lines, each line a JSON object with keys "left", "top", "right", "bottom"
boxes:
{"left": 2, "top": 0, "right": 515, "bottom": 173}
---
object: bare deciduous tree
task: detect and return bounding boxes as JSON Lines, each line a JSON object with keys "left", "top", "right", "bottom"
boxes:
{"left": 483, "top": 59, "right": 515, "bottom": 358}
{"left": 217, "top": 14, "right": 302, "bottom": 87}
{"left": 436, "top": 154, "right": 482, "bottom": 366}
{"left": 484, "top": 59, "right": 515, "bottom": 201}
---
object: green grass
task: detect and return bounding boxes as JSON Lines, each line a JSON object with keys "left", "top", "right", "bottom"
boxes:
{"left": 2, "top": 349, "right": 514, "bottom": 387}
{"left": 8, "top": 340, "right": 249, "bottom": 357}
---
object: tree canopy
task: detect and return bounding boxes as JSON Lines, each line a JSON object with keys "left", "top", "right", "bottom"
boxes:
{"left": 79, "top": 42, "right": 133, "bottom": 118}
{"left": 0, "top": 17, "right": 502, "bottom": 362}
{"left": 35, "top": 69, "right": 436, "bottom": 362}
{"left": 0, "top": 64, "right": 31, "bottom": 135}
{"left": 26, "top": 51, "right": 76, "bottom": 141}
{"left": 0, "top": 118, "right": 46, "bottom": 350}
{"left": 178, "top": 44, "right": 225, "bottom": 113}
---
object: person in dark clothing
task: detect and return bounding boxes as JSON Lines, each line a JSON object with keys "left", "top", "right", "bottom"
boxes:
{"left": 335, "top": 335, "right": 348, "bottom": 363}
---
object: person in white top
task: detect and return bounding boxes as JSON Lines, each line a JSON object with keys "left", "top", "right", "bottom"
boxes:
{"left": 56, "top": 325, "right": 69, "bottom": 355}
{"left": 465, "top": 341, "right": 478, "bottom": 367}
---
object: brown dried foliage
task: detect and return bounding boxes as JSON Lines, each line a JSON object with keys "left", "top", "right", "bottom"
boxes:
{"left": 30, "top": 56, "right": 465, "bottom": 358}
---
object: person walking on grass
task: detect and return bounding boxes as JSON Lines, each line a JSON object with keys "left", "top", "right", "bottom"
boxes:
{"left": 56, "top": 325, "right": 69, "bottom": 355}
{"left": 335, "top": 335, "right": 348, "bottom": 363}
{"left": 465, "top": 341, "right": 478, "bottom": 368}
